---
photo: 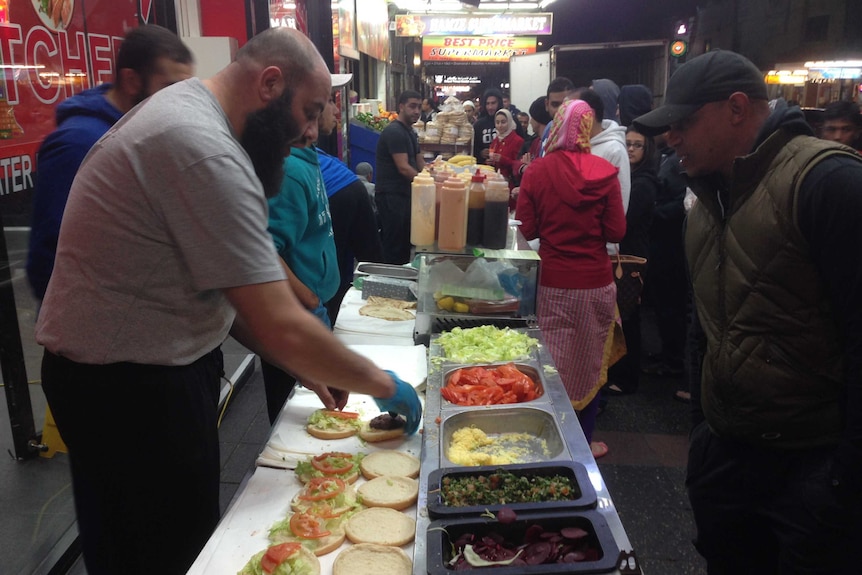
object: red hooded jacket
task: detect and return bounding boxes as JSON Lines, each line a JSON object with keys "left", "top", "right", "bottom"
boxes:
{"left": 516, "top": 150, "right": 626, "bottom": 289}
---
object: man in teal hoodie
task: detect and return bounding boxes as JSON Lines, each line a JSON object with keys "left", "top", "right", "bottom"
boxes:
{"left": 26, "top": 25, "right": 193, "bottom": 302}
{"left": 261, "top": 74, "right": 351, "bottom": 423}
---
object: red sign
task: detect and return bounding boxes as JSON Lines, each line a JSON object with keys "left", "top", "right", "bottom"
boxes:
{"left": 140, "top": 0, "right": 152, "bottom": 23}
{"left": 0, "top": 0, "right": 139, "bottom": 223}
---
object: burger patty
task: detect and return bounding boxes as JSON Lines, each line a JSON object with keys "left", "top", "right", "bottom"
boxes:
{"left": 370, "top": 413, "right": 406, "bottom": 431}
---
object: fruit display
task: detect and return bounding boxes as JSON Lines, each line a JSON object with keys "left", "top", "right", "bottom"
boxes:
{"left": 354, "top": 111, "right": 397, "bottom": 132}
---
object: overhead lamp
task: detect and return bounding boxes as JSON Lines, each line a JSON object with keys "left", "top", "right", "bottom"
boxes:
{"left": 539, "top": 0, "right": 558, "bottom": 7}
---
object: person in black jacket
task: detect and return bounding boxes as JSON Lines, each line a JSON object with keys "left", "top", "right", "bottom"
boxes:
{"left": 606, "top": 125, "right": 658, "bottom": 394}
{"left": 634, "top": 50, "right": 862, "bottom": 575}
{"left": 473, "top": 88, "right": 503, "bottom": 164}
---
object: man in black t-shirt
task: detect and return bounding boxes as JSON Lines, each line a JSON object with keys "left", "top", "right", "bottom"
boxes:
{"left": 473, "top": 88, "right": 503, "bottom": 163}
{"left": 375, "top": 89, "right": 423, "bottom": 264}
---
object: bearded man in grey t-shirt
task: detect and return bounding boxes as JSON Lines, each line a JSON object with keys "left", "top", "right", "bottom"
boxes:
{"left": 36, "top": 27, "right": 421, "bottom": 575}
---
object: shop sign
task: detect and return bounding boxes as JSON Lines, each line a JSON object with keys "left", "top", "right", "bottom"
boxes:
{"left": 423, "top": 36, "right": 536, "bottom": 63}
{"left": 396, "top": 13, "right": 552, "bottom": 37}
{"left": 269, "top": 1, "right": 297, "bottom": 30}
{"left": 337, "top": 0, "right": 359, "bottom": 60}
{"left": 356, "top": 0, "right": 389, "bottom": 61}
{"left": 0, "top": 0, "right": 138, "bottom": 222}
{"left": 434, "top": 75, "right": 481, "bottom": 84}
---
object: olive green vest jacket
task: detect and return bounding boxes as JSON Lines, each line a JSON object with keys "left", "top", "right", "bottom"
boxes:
{"left": 686, "top": 131, "right": 859, "bottom": 449}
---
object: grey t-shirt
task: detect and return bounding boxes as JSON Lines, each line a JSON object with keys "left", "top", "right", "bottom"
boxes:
{"left": 36, "top": 78, "right": 286, "bottom": 366}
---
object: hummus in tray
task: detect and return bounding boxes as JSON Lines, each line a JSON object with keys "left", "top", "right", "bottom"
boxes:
{"left": 447, "top": 426, "right": 550, "bottom": 466}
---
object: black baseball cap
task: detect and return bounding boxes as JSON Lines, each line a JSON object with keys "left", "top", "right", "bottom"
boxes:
{"left": 633, "top": 50, "right": 768, "bottom": 136}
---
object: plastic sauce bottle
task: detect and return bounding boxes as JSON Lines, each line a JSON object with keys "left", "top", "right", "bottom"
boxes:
{"left": 466, "top": 170, "right": 486, "bottom": 246}
{"left": 410, "top": 170, "right": 436, "bottom": 246}
{"left": 437, "top": 176, "right": 468, "bottom": 251}
{"left": 433, "top": 167, "right": 451, "bottom": 240}
{"left": 483, "top": 177, "right": 510, "bottom": 249}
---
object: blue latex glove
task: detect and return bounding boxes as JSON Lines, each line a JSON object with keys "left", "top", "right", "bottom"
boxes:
{"left": 310, "top": 300, "right": 332, "bottom": 329}
{"left": 374, "top": 371, "right": 422, "bottom": 435}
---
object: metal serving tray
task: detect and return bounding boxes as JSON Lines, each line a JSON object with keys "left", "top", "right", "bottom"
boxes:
{"left": 353, "top": 262, "right": 419, "bottom": 281}
{"left": 427, "top": 328, "right": 542, "bottom": 366}
{"left": 439, "top": 405, "right": 570, "bottom": 467}
{"left": 426, "top": 510, "right": 620, "bottom": 574}
{"left": 426, "top": 461, "right": 597, "bottom": 519}
{"left": 439, "top": 363, "right": 550, "bottom": 409}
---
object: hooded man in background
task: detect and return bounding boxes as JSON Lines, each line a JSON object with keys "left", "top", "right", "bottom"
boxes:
{"left": 473, "top": 87, "right": 503, "bottom": 163}
{"left": 26, "top": 25, "right": 194, "bottom": 303}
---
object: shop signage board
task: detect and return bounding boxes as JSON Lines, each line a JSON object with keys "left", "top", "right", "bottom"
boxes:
{"left": 396, "top": 13, "right": 552, "bottom": 37}
{"left": 0, "top": 0, "right": 139, "bottom": 224}
{"left": 422, "top": 36, "right": 536, "bottom": 63}
{"left": 356, "top": 0, "right": 388, "bottom": 61}
{"left": 337, "top": 0, "right": 359, "bottom": 60}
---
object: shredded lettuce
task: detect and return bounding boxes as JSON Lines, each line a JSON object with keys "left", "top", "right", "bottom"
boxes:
{"left": 307, "top": 410, "right": 361, "bottom": 431}
{"left": 237, "top": 549, "right": 313, "bottom": 575}
{"left": 436, "top": 326, "right": 538, "bottom": 363}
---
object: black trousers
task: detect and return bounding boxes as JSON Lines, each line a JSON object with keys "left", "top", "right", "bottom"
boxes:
{"left": 375, "top": 192, "right": 412, "bottom": 265}
{"left": 687, "top": 422, "right": 861, "bottom": 575}
{"left": 41, "top": 349, "right": 223, "bottom": 575}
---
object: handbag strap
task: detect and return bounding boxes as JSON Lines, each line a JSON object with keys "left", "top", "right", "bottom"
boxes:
{"left": 614, "top": 245, "right": 623, "bottom": 279}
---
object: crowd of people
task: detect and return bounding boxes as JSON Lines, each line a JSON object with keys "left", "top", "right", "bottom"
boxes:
{"left": 22, "top": 20, "right": 862, "bottom": 575}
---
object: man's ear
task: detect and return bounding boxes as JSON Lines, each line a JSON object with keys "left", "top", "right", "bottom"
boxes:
{"left": 258, "top": 65, "right": 284, "bottom": 103}
{"left": 727, "top": 92, "right": 750, "bottom": 125}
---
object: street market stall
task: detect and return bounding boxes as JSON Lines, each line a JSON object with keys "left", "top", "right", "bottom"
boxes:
{"left": 187, "top": 242, "right": 637, "bottom": 575}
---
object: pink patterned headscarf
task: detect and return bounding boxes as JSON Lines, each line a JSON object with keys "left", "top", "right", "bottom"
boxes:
{"left": 545, "top": 99, "right": 594, "bottom": 155}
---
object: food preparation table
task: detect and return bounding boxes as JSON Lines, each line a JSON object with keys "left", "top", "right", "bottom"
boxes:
{"left": 187, "top": 336, "right": 636, "bottom": 574}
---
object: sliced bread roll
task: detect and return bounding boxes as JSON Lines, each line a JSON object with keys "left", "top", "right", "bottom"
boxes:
{"left": 357, "top": 476, "right": 418, "bottom": 511}
{"left": 306, "top": 409, "right": 361, "bottom": 440}
{"left": 290, "top": 479, "right": 359, "bottom": 516}
{"left": 332, "top": 543, "right": 412, "bottom": 575}
{"left": 360, "top": 450, "right": 420, "bottom": 480}
{"left": 268, "top": 513, "right": 347, "bottom": 556}
{"left": 345, "top": 507, "right": 416, "bottom": 547}
{"left": 359, "top": 413, "right": 407, "bottom": 443}
{"left": 238, "top": 544, "right": 321, "bottom": 575}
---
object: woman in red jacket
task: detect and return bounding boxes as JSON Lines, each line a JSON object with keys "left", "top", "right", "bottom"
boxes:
{"left": 516, "top": 98, "right": 626, "bottom": 451}
{"left": 487, "top": 108, "right": 524, "bottom": 207}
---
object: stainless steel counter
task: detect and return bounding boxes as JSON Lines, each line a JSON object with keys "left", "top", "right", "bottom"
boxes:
{"left": 413, "top": 328, "right": 632, "bottom": 575}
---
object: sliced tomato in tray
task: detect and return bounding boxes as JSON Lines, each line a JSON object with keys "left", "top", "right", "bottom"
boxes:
{"left": 443, "top": 363, "right": 539, "bottom": 406}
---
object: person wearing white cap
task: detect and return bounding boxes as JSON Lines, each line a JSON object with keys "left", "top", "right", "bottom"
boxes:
{"left": 462, "top": 99, "right": 477, "bottom": 124}
{"left": 260, "top": 71, "right": 354, "bottom": 423}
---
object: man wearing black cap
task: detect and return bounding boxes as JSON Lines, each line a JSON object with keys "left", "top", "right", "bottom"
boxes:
{"left": 634, "top": 50, "right": 862, "bottom": 574}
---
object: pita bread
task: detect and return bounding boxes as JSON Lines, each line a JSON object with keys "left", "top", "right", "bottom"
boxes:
{"left": 358, "top": 305, "right": 415, "bottom": 321}
{"left": 366, "top": 296, "right": 416, "bottom": 310}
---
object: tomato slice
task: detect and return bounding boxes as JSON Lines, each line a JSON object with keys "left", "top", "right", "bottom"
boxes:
{"left": 322, "top": 410, "right": 359, "bottom": 419}
{"left": 290, "top": 512, "right": 331, "bottom": 539}
{"left": 298, "top": 476, "right": 346, "bottom": 501}
{"left": 261, "top": 542, "right": 301, "bottom": 573}
{"left": 311, "top": 452, "right": 354, "bottom": 475}
{"left": 305, "top": 502, "right": 345, "bottom": 519}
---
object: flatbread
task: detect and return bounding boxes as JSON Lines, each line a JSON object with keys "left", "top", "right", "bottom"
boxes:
{"left": 366, "top": 296, "right": 416, "bottom": 310}
{"left": 358, "top": 305, "right": 415, "bottom": 321}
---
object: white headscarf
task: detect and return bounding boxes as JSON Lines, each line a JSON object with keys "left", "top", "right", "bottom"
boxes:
{"left": 494, "top": 109, "right": 517, "bottom": 139}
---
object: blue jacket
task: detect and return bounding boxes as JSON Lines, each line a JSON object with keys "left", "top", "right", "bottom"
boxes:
{"left": 27, "top": 84, "right": 122, "bottom": 300}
